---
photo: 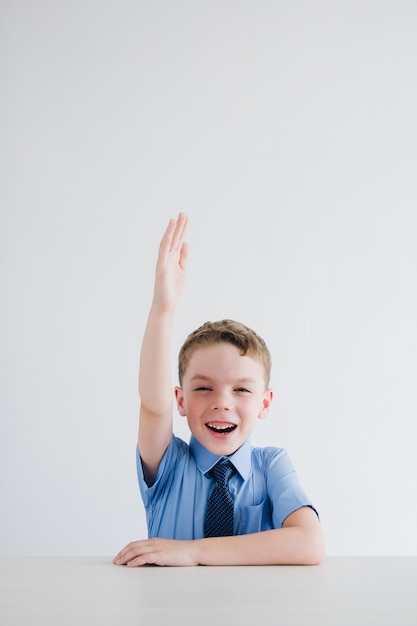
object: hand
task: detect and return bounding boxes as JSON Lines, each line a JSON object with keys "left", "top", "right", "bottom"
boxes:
{"left": 152, "top": 213, "right": 189, "bottom": 313}
{"left": 113, "top": 537, "right": 198, "bottom": 567}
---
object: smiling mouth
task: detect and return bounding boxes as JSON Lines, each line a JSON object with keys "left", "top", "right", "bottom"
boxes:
{"left": 206, "top": 423, "right": 237, "bottom": 434}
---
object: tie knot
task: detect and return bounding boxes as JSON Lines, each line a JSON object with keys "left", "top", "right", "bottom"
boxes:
{"left": 209, "top": 460, "right": 236, "bottom": 486}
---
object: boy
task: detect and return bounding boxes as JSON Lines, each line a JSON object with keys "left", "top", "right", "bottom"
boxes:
{"left": 113, "top": 213, "right": 324, "bottom": 566}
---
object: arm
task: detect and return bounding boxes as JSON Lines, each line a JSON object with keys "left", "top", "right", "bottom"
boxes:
{"left": 138, "top": 213, "right": 188, "bottom": 483}
{"left": 113, "top": 506, "right": 325, "bottom": 566}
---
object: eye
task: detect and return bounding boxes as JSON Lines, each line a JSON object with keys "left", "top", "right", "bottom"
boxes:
{"left": 194, "top": 386, "right": 211, "bottom": 392}
{"left": 235, "top": 387, "right": 251, "bottom": 393}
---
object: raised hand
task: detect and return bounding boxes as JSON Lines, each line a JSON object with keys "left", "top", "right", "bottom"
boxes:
{"left": 152, "top": 212, "right": 189, "bottom": 313}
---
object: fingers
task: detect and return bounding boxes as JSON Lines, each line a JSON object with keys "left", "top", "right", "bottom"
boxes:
{"left": 179, "top": 240, "right": 188, "bottom": 271}
{"left": 113, "top": 540, "right": 162, "bottom": 566}
{"left": 113, "top": 538, "right": 196, "bottom": 567}
{"left": 113, "top": 541, "right": 145, "bottom": 566}
{"left": 170, "top": 212, "right": 188, "bottom": 252}
{"left": 158, "top": 219, "right": 176, "bottom": 261}
{"left": 159, "top": 213, "right": 188, "bottom": 259}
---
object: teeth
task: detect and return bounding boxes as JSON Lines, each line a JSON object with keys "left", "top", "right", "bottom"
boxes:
{"left": 207, "top": 423, "right": 236, "bottom": 433}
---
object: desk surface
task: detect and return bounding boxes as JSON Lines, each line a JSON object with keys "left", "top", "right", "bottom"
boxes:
{"left": 1, "top": 556, "right": 416, "bottom": 626}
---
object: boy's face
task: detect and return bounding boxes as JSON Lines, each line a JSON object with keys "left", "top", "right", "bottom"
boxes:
{"left": 175, "top": 342, "right": 273, "bottom": 456}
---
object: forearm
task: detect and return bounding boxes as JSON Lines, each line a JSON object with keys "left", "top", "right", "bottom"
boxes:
{"left": 194, "top": 526, "right": 325, "bottom": 566}
{"left": 139, "top": 304, "right": 175, "bottom": 416}
{"left": 113, "top": 525, "right": 325, "bottom": 567}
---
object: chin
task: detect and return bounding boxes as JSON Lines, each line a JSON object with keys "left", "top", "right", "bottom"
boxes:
{"left": 205, "top": 437, "right": 242, "bottom": 457}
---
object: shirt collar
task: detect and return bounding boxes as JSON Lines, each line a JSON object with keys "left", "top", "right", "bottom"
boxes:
{"left": 189, "top": 435, "right": 252, "bottom": 480}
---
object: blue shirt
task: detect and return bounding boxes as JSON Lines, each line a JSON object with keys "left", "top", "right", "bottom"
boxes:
{"left": 136, "top": 435, "right": 316, "bottom": 539}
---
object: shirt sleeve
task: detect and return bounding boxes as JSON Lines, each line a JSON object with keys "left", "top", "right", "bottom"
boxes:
{"left": 262, "top": 447, "right": 318, "bottom": 528}
{"left": 136, "top": 435, "right": 187, "bottom": 508}
{"left": 136, "top": 436, "right": 198, "bottom": 539}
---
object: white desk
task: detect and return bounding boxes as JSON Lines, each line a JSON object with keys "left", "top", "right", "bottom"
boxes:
{"left": 0, "top": 557, "right": 416, "bottom": 625}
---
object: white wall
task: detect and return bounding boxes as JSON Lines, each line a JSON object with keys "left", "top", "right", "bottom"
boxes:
{"left": 1, "top": 0, "right": 416, "bottom": 557}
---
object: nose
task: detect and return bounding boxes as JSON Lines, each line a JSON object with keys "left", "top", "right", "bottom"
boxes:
{"left": 211, "top": 390, "right": 232, "bottom": 411}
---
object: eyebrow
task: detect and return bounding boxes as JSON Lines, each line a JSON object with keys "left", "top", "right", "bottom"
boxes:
{"left": 190, "top": 375, "right": 257, "bottom": 384}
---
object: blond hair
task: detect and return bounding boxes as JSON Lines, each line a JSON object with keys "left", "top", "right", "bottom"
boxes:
{"left": 178, "top": 319, "right": 271, "bottom": 387}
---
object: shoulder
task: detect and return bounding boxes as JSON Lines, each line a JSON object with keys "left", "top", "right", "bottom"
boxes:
{"left": 250, "top": 445, "right": 296, "bottom": 475}
{"left": 251, "top": 445, "right": 287, "bottom": 464}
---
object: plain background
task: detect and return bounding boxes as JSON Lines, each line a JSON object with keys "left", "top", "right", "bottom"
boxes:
{"left": 1, "top": 1, "right": 416, "bottom": 558}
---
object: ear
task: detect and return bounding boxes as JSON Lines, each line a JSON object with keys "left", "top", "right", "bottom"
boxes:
{"left": 175, "top": 386, "right": 187, "bottom": 416}
{"left": 258, "top": 389, "right": 273, "bottom": 420}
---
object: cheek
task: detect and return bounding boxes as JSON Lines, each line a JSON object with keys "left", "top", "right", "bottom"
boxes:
{"left": 186, "top": 396, "right": 211, "bottom": 419}
{"left": 186, "top": 397, "right": 201, "bottom": 413}
{"left": 242, "top": 397, "right": 264, "bottom": 416}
